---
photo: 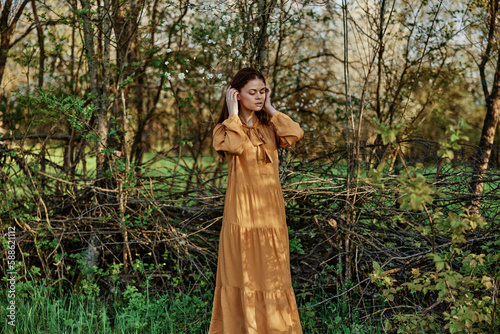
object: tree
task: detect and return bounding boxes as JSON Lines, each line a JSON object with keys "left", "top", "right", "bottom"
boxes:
{"left": 469, "top": 0, "right": 500, "bottom": 214}
{"left": 0, "top": 0, "right": 29, "bottom": 94}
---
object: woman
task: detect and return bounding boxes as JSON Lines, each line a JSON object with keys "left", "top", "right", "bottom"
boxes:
{"left": 210, "top": 67, "right": 303, "bottom": 334}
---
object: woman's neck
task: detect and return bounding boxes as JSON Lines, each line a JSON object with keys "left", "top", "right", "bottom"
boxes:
{"left": 239, "top": 108, "right": 255, "bottom": 126}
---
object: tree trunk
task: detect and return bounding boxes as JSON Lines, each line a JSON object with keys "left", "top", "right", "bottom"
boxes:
{"left": 0, "top": 3, "right": 13, "bottom": 92}
{"left": 470, "top": 82, "right": 500, "bottom": 213}
{"left": 255, "top": 0, "right": 274, "bottom": 76}
{"left": 469, "top": 0, "right": 500, "bottom": 214}
{"left": 0, "top": 0, "right": 29, "bottom": 90}
{"left": 80, "top": 0, "right": 107, "bottom": 186}
{"left": 109, "top": 0, "right": 145, "bottom": 157}
{"left": 31, "top": 0, "right": 45, "bottom": 88}
{"left": 375, "top": 0, "right": 386, "bottom": 121}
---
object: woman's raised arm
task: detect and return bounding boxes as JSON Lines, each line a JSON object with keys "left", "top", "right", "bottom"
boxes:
{"left": 271, "top": 111, "right": 304, "bottom": 148}
{"left": 213, "top": 115, "right": 246, "bottom": 155}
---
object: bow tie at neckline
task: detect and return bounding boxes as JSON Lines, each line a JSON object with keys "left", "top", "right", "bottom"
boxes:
{"left": 242, "top": 124, "right": 273, "bottom": 164}
{"left": 245, "top": 126, "right": 265, "bottom": 146}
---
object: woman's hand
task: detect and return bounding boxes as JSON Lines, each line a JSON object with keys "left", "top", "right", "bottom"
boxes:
{"left": 263, "top": 86, "right": 277, "bottom": 116}
{"left": 226, "top": 86, "right": 239, "bottom": 116}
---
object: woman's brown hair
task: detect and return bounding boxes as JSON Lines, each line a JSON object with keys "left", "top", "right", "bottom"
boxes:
{"left": 216, "top": 67, "right": 271, "bottom": 125}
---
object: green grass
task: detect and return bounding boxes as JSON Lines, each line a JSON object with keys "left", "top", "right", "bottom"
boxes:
{"left": 1, "top": 280, "right": 213, "bottom": 334}
{"left": 10, "top": 144, "right": 219, "bottom": 177}
{"left": 0, "top": 279, "right": 382, "bottom": 334}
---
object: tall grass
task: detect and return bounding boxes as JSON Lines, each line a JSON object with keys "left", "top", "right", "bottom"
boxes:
{"left": 0, "top": 279, "right": 212, "bottom": 333}
{"left": 0, "top": 279, "right": 382, "bottom": 333}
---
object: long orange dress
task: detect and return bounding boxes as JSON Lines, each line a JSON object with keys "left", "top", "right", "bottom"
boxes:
{"left": 209, "top": 111, "right": 304, "bottom": 334}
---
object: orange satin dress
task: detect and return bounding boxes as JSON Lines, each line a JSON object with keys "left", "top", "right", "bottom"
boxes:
{"left": 209, "top": 111, "right": 304, "bottom": 334}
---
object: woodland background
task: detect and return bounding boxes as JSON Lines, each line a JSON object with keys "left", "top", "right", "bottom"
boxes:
{"left": 0, "top": 0, "right": 499, "bottom": 333}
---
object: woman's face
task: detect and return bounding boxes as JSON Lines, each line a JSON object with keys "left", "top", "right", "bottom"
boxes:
{"left": 238, "top": 78, "right": 266, "bottom": 113}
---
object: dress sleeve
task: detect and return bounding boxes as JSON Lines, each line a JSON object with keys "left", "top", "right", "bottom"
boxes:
{"left": 270, "top": 111, "right": 304, "bottom": 148}
{"left": 213, "top": 114, "right": 246, "bottom": 155}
